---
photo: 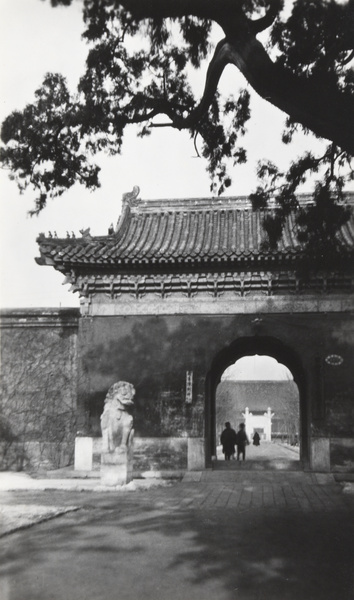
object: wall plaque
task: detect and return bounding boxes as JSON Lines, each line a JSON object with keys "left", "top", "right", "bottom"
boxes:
{"left": 325, "top": 354, "right": 344, "bottom": 366}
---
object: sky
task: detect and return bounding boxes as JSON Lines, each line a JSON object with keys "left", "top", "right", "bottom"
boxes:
{"left": 222, "top": 355, "right": 293, "bottom": 381}
{"left": 0, "top": 0, "right": 331, "bottom": 308}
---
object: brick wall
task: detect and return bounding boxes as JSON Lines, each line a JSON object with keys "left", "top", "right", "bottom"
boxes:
{"left": 77, "top": 312, "right": 354, "bottom": 472}
{"left": 0, "top": 309, "right": 79, "bottom": 471}
{"left": 1, "top": 308, "right": 353, "bottom": 473}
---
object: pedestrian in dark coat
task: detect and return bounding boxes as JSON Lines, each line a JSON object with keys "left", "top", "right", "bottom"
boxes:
{"left": 220, "top": 422, "right": 238, "bottom": 460}
{"left": 253, "top": 431, "right": 261, "bottom": 446}
{"left": 236, "top": 423, "right": 250, "bottom": 461}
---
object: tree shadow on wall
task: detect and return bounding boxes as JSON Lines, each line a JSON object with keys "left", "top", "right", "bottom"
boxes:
{"left": 81, "top": 318, "right": 217, "bottom": 436}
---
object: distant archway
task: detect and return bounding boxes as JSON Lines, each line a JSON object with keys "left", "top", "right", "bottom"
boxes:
{"left": 216, "top": 355, "right": 299, "bottom": 460}
{"left": 205, "top": 336, "right": 308, "bottom": 469}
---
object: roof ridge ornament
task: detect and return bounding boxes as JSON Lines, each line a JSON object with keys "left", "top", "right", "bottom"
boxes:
{"left": 80, "top": 227, "right": 92, "bottom": 240}
{"left": 122, "top": 186, "right": 141, "bottom": 208}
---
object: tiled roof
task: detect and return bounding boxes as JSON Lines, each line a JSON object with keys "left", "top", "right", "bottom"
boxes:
{"left": 36, "top": 195, "right": 354, "bottom": 272}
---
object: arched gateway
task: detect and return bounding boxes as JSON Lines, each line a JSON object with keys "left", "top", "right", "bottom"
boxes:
{"left": 36, "top": 191, "right": 354, "bottom": 474}
{"left": 205, "top": 336, "right": 307, "bottom": 467}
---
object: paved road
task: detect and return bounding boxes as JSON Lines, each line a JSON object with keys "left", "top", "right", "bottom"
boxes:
{"left": 1, "top": 473, "right": 353, "bottom": 600}
{"left": 216, "top": 441, "right": 299, "bottom": 461}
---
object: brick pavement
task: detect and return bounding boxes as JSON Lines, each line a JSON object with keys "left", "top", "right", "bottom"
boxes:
{"left": 177, "top": 470, "right": 353, "bottom": 513}
{"left": 0, "top": 469, "right": 352, "bottom": 538}
{"left": 1, "top": 470, "right": 353, "bottom": 600}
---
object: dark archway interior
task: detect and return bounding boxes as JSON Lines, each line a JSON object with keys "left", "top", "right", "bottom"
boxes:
{"left": 205, "top": 336, "right": 308, "bottom": 468}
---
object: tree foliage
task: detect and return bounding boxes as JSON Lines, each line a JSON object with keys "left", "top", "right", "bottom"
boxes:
{"left": 1, "top": 0, "right": 353, "bottom": 254}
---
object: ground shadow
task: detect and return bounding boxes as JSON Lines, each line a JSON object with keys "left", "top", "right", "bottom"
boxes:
{"left": 1, "top": 487, "right": 353, "bottom": 600}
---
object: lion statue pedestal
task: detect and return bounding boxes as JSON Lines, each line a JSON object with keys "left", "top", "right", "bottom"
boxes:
{"left": 100, "top": 381, "right": 135, "bottom": 486}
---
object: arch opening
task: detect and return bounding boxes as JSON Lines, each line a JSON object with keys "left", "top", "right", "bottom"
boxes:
{"left": 205, "top": 336, "right": 308, "bottom": 470}
{"left": 216, "top": 356, "right": 300, "bottom": 463}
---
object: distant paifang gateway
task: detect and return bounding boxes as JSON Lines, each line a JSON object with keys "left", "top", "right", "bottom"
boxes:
{"left": 25, "top": 190, "right": 354, "bottom": 474}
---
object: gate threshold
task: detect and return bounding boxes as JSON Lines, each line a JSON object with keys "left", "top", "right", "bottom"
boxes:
{"left": 212, "top": 459, "right": 302, "bottom": 471}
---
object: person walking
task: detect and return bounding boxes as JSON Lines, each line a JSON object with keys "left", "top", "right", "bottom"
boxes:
{"left": 220, "top": 422, "right": 238, "bottom": 460}
{"left": 253, "top": 431, "right": 261, "bottom": 446}
{"left": 236, "top": 423, "right": 250, "bottom": 461}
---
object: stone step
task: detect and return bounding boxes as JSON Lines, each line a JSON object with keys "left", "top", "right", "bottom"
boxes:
{"left": 183, "top": 470, "right": 337, "bottom": 485}
{"left": 212, "top": 459, "right": 302, "bottom": 471}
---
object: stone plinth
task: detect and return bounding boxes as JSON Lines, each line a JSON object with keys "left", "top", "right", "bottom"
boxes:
{"left": 311, "top": 438, "right": 330, "bottom": 472}
{"left": 74, "top": 437, "right": 93, "bottom": 471}
{"left": 100, "top": 446, "right": 133, "bottom": 486}
{"left": 188, "top": 438, "right": 205, "bottom": 471}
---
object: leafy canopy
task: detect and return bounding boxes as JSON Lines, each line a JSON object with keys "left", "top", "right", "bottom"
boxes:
{"left": 1, "top": 0, "right": 354, "bottom": 255}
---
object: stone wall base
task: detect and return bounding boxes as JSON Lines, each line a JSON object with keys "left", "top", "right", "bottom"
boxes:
{"left": 188, "top": 438, "right": 205, "bottom": 470}
{"left": 311, "top": 438, "right": 331, "bottom": 472}
{"left": 74, "top": 437, "right": 93, "bottom": 471}
{"left": 3, "top": 436, "right": 353, "bottom": 475}
{"left": 330, "top": 438, "right": 354, "bottom": 472}
{"left": 0, "top": 441, "right": 74, "bottom": 472}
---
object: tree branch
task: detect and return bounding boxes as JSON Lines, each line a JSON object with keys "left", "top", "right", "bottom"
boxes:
{"left": 181, "top": 38, "right": 231, "bottom": 128}
{"left": 249, "top": 0, "right": 283, "bottom": 34}
{"left": 223, "top": 34, "right": 354, "bottom": 154}
{"left": 118, "top": 0, "right": 244, "bottom": 21}
{"left": 341, "top": 49, "right": 354, "bottom": 65}
{"left": 128, "top": 38, "right": 231, "bottom": 131}
{"left": 119, "top": 0, "right": 354, "bottom": 153}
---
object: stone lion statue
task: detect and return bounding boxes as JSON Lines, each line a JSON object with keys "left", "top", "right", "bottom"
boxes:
{"left": 100, "top": 381, "right": 135, "bottom": 453}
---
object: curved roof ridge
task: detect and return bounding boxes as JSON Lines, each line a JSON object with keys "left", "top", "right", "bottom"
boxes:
{"left": 36, "top": 195, "right": 354, "bottom": 272}
{"left": 128, "top": 192, "right": 354, "bottom": 214}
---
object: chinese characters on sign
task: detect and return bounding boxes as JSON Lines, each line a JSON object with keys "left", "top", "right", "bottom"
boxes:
{"left": 186, "top": 371, "right": 193, "bottom": 404}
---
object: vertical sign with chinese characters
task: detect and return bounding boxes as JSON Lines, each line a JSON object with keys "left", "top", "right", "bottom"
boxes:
{"left": 185, "top": 371, "right": 193, "bottom": 404}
